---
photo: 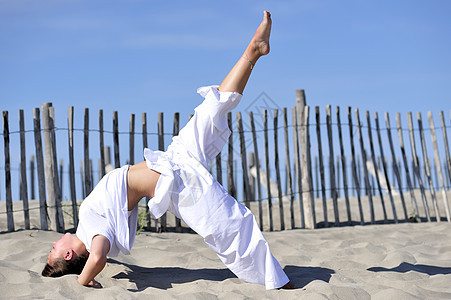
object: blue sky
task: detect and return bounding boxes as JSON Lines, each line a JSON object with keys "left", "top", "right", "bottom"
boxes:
{"left": 1, "top": 0, "right": 451, "bottom": 203}
{"left": 1, "top": 0, "right": 450, "bottom": 121}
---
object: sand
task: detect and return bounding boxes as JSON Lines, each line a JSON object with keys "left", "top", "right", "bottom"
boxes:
{"left": 2, "top": 195, "right": 451, "bottom": 299}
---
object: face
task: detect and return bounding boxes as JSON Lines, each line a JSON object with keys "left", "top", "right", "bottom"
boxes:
{"left": 47, "top": 233, "right": 77, "bottom": 266}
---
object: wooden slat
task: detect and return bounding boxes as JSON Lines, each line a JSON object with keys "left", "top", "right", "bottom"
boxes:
{"left": 33, "top": 108, "right": 48, "bottom": 230}
{"left": 348, "top": 108, "right": 364, "bottom": 224}
{"left": 158, "top": 112, "right": 166, "bottom": 232}
{"left": 3, "top": 111, "right": 14, "bottom": 232}
{"left": 273, "top": 109, "right": 285, "bottom": 230}
{"left": 283, "top": 108, "right": 295, "bottom": 229}
{"left": 142, "top": 112, "right": 152, "bottom": 231}
{"left": 315, "top": 106, "right": 328, "bottom": 227}
{"left": 249, "top": 111, "right": 264, "bottom": 230}
{"left": 439, "top": 111, "right": 451, "bottom": 192}
{"left": 263, "top": 109, "right": 273, "bottom": 231}
{"left": 326, "top": 105, "right": 339, "bottom": 226}
{"left": 375, "top": 112, "right": 401, "bottom": 221}
{"left": 384, "top": 112, "right": 410, "bottom": 221}
{"left": 355, "top": 108, "right": 374, "bottom": 224}
{"left": 68, "top": 106, "right": 78, "bottom": 227}
{"left": 366, "top": 111, "right": 389, "bottom": 223}
{"left": 337, "top": 106, "right": 352, "bottom": 225}
{"left": 428, "top": 111, "right": 450, "bottom": 221}
{"left": 49, "top": 106, "right": 64, "bottom": 232}
{"left": 30, "top": 155, "right": 35, "bottom": 200}
{"left": 113, "top": 111, "right": 120, "bottom": 168}
{"left": 172, "top": 112, "right": 182, "bottom": 233}
{"left": 129, "top": 114, "right": 135, "bottom": 165}
{"left": 406, "top": 112, "right": 430, "bottom": 221}
{"left": 291, "top": 106, "right": 305, "bottom": 228}
{"left": 99, "top": 110, "right": 106, "bottom": 178}
{"left": 304, "top": 106, "right": 316, "bottom": 228}
{"left": 237, "top": 112, "right": 252, "bottom": 209}
{"left": 227, "top": 112, "right": 236, "bottom": 198}
{"left": 19, "top": 109, "right": 30, "bottom": 229}
{"left": 84, "top": 108, "right": 92, "bottom": 195}
{"left": 417, "top": 112, "right": 440, "bottom": 221}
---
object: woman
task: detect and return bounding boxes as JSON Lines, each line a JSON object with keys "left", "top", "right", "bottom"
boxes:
{"left": 43, "top": 11, "right": 293, "bottom": 290}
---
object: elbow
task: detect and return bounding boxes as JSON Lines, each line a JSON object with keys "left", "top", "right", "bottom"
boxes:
{"left": 91, "top": 252, "right": 107, "bottom": 266}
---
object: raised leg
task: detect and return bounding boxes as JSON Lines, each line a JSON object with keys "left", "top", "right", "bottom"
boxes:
{"left": 218, "top": 11, "right": 272, "bottom": 94}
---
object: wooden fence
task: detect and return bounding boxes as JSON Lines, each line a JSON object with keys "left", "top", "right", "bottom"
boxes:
{"left": 1, "top": 92, "right": 451, "bottom": 233}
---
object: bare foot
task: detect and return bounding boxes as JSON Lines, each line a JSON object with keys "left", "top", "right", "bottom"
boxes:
{"left": 245, "top": 11, "right": 272, "bottom": 62}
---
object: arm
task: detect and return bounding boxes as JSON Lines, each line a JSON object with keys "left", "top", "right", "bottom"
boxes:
{"left": 77, "top": 235, "right": 110, "bottom": 287}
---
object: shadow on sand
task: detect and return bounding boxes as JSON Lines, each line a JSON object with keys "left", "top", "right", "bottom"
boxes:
{"left": 367, "top": 262, "right": 451, "bottom": 275}
{"left": 109, "top": 259, "right": 334, "bottom": 291}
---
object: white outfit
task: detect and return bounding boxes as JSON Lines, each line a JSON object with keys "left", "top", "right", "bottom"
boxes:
{"left": 76, "top": 86, "right": 289, "bottom": 289}
{"left": 145, "top": 86, "right": 289, "bottom": 289}
{"left": 76, "top": 165, "right": 138, "bottom": 257}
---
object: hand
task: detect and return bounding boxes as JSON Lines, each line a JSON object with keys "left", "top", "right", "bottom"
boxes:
{"left": 85, "top": 279, "right": 102, "bottom": 288}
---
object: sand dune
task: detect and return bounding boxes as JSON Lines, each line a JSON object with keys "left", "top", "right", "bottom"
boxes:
{"left": 1, "top": 192, "right": 451, "bottom": 299}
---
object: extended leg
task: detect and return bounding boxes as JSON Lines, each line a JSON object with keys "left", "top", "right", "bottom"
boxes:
{"left": 218, "top": 11, "right": 272, "bottom": 94}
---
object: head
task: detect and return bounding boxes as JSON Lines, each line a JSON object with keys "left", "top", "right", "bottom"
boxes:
{"left": 42, "top": 233, "right": 89, "bottom": 277}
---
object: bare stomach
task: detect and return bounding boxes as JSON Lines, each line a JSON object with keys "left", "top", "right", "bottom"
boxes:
{"left": 127, "top": 161, "right": 161, "bottom": 211}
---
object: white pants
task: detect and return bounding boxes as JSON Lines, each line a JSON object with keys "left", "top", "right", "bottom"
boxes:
{"left": 148, "top": 86, "right": 290, "bottom": 289}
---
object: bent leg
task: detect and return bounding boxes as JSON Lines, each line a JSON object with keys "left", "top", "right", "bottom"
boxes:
{"left": 167, "top": 163, "right": 289, "bottom": 289}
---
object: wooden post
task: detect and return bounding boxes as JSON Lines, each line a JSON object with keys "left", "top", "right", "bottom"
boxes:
{"left": 428, "top": 111, "right": 450, "bottom": 221}
{"left": 41, "top": 103, "right": 59, "bottom": 231}
{"left": 33, "top": 108, "right": 48, "bottom": 230}
{"left": 385, "top": 112, "right": 412, "bottom": 221}
{"left": 417, "top": 112, "right": 440, "bottom": 221}
{"left": 273, "top": 109, "right": 285, "bottom": 230}
{"left": 406, "top": 112, "right": 430, "bottom": 221}
{"left": 355, "top": 108, "right": 374, "bottom": 224}
{"left": 129, "top": 114, "right": 135, "bottom": 165}
{"left": 283, "top": 108, "right": 295, "bottom": 229}
{"left": 366, "top": 111, "right": 389, "bottom": 223}
{"left": 67, "top": 106, "right": 78, "bottom": 227}
{"left": 439, "top": 111, "right": 451, "bottom": 188}
{"left": 291, "top": 107, "right": 305, "bottom": 228}
{"left": 158, "top": 112, "right": 166, "bottom": 232}
{"left": 249, "top": 111, "right": 264, "bottom": 230}
{"left": 337, "top": 106, "right": 352, "bottom": 225}
{"left": 296, "top": 90, "right": 314, "bottom": 228}
{"left": 113, "top": 111, "right": 120, "bottom": 168}
{"left": 19, "top": 109, "right": 30, "bottom": 229}
{"left": 30, "top": 155, "right": 35, "bottom": 200}
{"left": 227, "top": 112, "right": 236, "bottom": 198}
{"left": 315, "top": 106, "right": 328, "bottom": 227}
{"left": 99, "top": 110, "right": 106, "bottom": 178}
{"left": 236, "top": 112, "right": 252, "bottom": 209}
{"left": 3, "top": 111, "right": 14, "bottom": 232}
{"left": 263, "top": 109, "right": 273, "bottom": 231}
{"left": 326, "top": 105, "right": 339, "bottom": 226}
{"left": 375, "top": 112, "right": 402, "bottom": 221}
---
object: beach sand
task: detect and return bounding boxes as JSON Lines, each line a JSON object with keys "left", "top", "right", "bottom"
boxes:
{"left": 2, "top": 194, "right": 451, "bottom": 299}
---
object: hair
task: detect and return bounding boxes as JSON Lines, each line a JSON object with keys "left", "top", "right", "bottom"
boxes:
{"left": 41, "top": 254, "right": 89, "bottom": 277}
